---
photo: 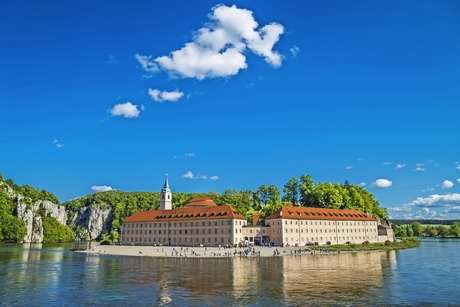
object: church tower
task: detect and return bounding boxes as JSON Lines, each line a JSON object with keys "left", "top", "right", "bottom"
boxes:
{"left": 160, "top": 175, "right": 172, "bottom": 210}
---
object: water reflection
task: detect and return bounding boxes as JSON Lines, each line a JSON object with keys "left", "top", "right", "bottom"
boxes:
{"left": 111, "top": 252, "right": 392, "bottom": 305}
{"left": 1, "top": 242, "right": 458, "bottom": 306}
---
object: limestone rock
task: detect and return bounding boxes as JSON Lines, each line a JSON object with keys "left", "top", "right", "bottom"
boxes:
{"left": 71, "top": 206, "right": 113, "bottom": 241}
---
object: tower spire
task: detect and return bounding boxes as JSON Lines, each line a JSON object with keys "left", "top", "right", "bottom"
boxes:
{"left": 160, "top": 174, "right": 172, "bottom": 210}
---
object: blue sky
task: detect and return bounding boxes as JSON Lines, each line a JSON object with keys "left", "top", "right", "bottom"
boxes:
{"left": 1, "top": 0, "right": 460, "bottom": 219}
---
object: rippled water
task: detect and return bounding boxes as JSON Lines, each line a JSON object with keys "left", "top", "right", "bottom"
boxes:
{"left": 0, "top": 239, "right": 458, "bottom": 306}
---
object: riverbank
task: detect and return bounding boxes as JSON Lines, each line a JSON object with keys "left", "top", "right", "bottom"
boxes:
{"left": 75, "top": 238, "right": 420, "bottom": 258}
{"left": 309, "top": 238, "right": 420, "bottom": 252}
{"left": 77, "top": 244, "right": 307, "bottom": 258}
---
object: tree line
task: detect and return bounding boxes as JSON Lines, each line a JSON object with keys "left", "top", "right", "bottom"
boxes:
{"left": 393, "top": 221, "right": 460, "bottom": 238}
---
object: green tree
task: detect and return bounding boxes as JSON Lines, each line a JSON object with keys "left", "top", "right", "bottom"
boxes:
{"left": 314, "top": 182, "right": 343, "bottom": 209}
{"left": 42, "top": 217, "right": 74, "bottom": 243}
{"left": 299, "top": 174, "right": 316, "bottom": 207}
{"left": 411, "top": 222, "right": 423, "bottom": 237}
{"left": 436, "top": 225, "right": 449, "bottom": 238}
{"left": 282, "top": 177, "right": 299, "bottom": 206}
{"left": 406, "top": 225, "right": 414, "bottom": 237}
{"left": 449, "top": 222, "right": 460, "bottom": 238}
{"left": 1, "top": 215, "right": 26, "bottom": 243}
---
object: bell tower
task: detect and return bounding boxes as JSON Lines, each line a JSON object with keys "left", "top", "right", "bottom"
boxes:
{"left": 160, "top": 175, "right": 172, "bottom": 210}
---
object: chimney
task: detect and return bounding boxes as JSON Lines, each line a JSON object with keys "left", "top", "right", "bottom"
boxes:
{"left": 252, "top": 213, "right": 260, "bottom": 226}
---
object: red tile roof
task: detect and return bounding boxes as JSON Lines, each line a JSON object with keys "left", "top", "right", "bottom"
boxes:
{"left": 183, "top": 196, "right": 217, "bottom": 208}
{"left": 123, "top": 197, "right": 246, "bottom": 223}
{"left": 265, "top": 206, "right": 375, "bottom": 221}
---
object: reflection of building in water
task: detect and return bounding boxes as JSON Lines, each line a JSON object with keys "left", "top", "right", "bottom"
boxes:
{"left": 122, "top": 179, "right": 394, "bottom": 247}
{"left": 281, "top": 252, "right": 386, "bottom": 300}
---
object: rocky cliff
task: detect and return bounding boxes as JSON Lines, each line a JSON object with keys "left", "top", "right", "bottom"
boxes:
{"left": 1, "top": 181, "right": 68, "bottom": 243}
{"left": 70, "top": 205, "right": 113, "bottom": 241}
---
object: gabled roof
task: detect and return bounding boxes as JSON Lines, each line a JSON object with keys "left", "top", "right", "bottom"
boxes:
{"left": 123, "top": 197, "right": 245, "bottom": 223}
{"left": 265, "top": 206, "right": 375, "bottom": 222}
{"left": 123, "top": 205, "right": 245, "bottom": 223}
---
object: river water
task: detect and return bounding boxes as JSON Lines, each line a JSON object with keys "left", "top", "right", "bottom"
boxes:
{"left": 0, "top": 238, "right": 458, "bottom": 306}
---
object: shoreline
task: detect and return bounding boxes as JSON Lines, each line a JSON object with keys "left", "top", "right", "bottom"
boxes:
{"left": 74, "top": 238, "right": 420, "bottom": 258}
{"left": 75, "top": 244, "right": 366, "bottom": 259}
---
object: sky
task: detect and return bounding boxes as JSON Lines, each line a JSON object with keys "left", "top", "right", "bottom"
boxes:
{"left": 1, "top": 0, "right": 460, "bottom": 219}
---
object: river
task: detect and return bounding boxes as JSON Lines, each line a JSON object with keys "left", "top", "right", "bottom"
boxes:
{"left": 0, "top": 238, "right": 458, "bottom": 306}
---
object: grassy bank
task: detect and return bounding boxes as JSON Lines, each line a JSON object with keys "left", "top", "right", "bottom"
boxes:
{"left": 308, "top": 237, "right": 420, "bottom": 252}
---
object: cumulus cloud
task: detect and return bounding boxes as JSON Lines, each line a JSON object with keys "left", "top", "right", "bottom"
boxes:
{"left": 345, "top": 166, "right": 353, "bottom": 170}
{"left": 210, "top": 176, "right": 219, "bottom": 181}
{"left": 185, "top": 153, "right": 196, "bottom": 157}
{"left": 416, "top": 163, "right": 424, "bottom": 167}
{"left": 182, "top": 171, "right": 195, "bottom": 179}
{"left": 135, "top": 54, "right": 159, "bottom": 73}
{"left": 91, "top": 185, "right": 113, "bottom": 192}
{"left": 403, "top": 193, "right": 460, "bottom": 208}
{"left": 290, "top": 45, "right": 300, "bottom": 58}
{"left": 370, "top": 179, "right": 392, "bottom": 188}
{"left": 110, "top": 102, "right": 140, "bottom": 118}
{"left": 182, "top": 171, "right": 210, "bottom": 180}
{"left": 395, "top": 163, "right": 406, "bottom": 169}
{"left": 358, "top": 182, "right": 366, "bottom": 187}
{"left": 52, "top": 139, "right": 64, "bottom": 148}
{"left": 383, "top": 162, "right": 392, "bottom": 166}
{"left": 456, "top": 165, "right": 460, "bottom": 170}
{"left": 415, "top": 167, "right": 425, "bottom": 172}
{"left": 458, "top": 179, "right": 460, "bottom": 184}
{"left": 148, "top": 88, "right": 184, "bottom": 102}
{"left": 136, "top": 4, "right": 284, "bottom": 80}
{"left": 440, "top": 180, "right": 454, "bottom": 189}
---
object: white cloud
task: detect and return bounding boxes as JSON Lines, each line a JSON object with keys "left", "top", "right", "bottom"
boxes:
{"left": 52, "top": 139, "right": 64, "bottom": 148}
{"left": 182, "top": 171, "right": 209, "bottom": 180}
{"left": 446, "top": 206, "right": 460, "bottom": 213}
{"left": 135, "top": 54, "right": 158, "bottom": 73}
{"left": 358, "top": 182, "right": 366, "bottom": 187}
{"left": 403, "top": 193, "right": 460, "bottom": 208}
{"left": 345, "top": 166, "right": 353, "bottom": 170}
{"left": 91, "top": 185, "right": 113, "bottom": 192}
{"left": 148, "top": 88, "right": 184, "bottom": 102}
{"left": 182, "top": 171, "right": 195, "bottom": 179}
{"left": 136, "top": 4, "right": 284, "bottom": 80}
{"left": 456, "top": 165, "right": 460, "bottom": 170}
{"left": 185, "top": 153, "right": 196, "bottom": 157}
{"left": 383, "top": 162, "right": 392, "bottom": 165}
{"left": 210, "top": 175, "right": 219, "bottom": 181}
{"left": 458, "top": 179, "right": 460, "bottom": 184}
{"left": 416, "top": 163, "right": 424, "bottom": 167}
{"left": 370, "top": 179, "right": 392, "bottom": 188}
{"left": 440, "top": 180, "right": 454, "bottom": 189}
{"left": 290, "top": 45, "right": 300, "bottom": 58}
{"left": 415, "top": 167, "right": 425, "bottom": 172}
{"left": 110, "top": 102, "right": 140, "bottom": 118}
{"left": 395, "top": 163, "right": 406, "bottom": 169}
